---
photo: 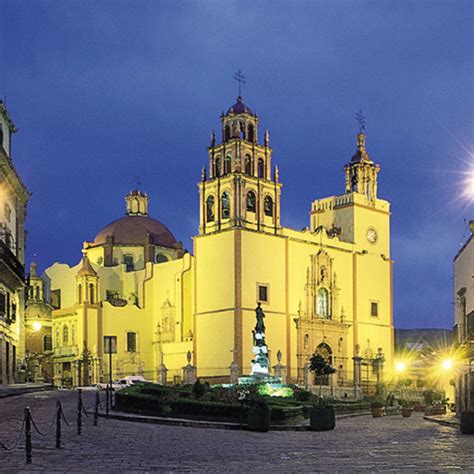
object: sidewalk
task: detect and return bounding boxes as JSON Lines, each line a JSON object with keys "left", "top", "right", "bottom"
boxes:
{"left": 0, "top": 383, "right": 54, "bottom": 398}
{"left": 423, "top": 413, "right": 459, "bottom": 428}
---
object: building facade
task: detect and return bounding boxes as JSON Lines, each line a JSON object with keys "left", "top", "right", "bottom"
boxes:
{"left": 41, "top": 96, "right": 394, "bottom": 392}
{"left": 0, "top": 100, "right": 29, "bottom": 385}
{"left": 453, "top": 220, "right": 474, "bottom": 413}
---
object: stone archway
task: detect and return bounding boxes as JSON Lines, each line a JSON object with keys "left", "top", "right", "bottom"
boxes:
{"left": 314, "top": 342, "right": 333, "bottom": 386}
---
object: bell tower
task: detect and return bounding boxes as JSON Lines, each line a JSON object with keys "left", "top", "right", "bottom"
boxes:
{"left": 198, "top": 96, "right": 282, "bottom": 235}
{"left": 344, "top": 132, "right": 380, "bottom": 204}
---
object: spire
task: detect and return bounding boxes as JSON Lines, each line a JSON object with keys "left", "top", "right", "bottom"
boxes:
{"left": 29, "top": 261, "right": 39, "bottom": 278}
{"left": 210, "top": 129, "right": 216, "bottom": 146}
{"left": 264, "top": 129, "right": 270, "bottom": 147}
{"left": 77, "top": 254, "right": 97, "bottom": 277}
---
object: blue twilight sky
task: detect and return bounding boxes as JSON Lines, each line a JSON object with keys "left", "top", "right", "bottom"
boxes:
{"left": 0, "top": 1, "right": 472, "bottom": 329}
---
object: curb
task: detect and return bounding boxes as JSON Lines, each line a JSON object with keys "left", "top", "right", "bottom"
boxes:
{"left": 0, "top": 384, "right": 54, "bottom": 399}
{"left": 423, "top": 415, "right": 459, "bottom": 428}
{"left": 97, "top": 410, "right": 371, "bottom": 431}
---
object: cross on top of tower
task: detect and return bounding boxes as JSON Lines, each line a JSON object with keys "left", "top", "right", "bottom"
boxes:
{"left": 355, "top": 109, "right": 366, "bottom": 133}
{"left": 233, "top": 69, "right": 246, "bottom": 97}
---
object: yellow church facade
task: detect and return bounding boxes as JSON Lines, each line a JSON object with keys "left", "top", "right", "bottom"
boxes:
{"left": 34, "top": 96, "right": 394, "bottom": 393}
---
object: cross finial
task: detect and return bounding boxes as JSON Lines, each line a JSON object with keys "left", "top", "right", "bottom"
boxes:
{"left": 355, "top": 109, "right": 366, "bottom": 133}
{"left": 233, "top": 69, "right": 246, "bottom": 97}
{"left": 135, "top": 176, "right": 142, "bottom": 190}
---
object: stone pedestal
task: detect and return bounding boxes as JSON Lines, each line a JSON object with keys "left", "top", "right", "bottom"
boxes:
{"left": 272, "top": 363, "right": 287, "bottom": 384}
{"left": 183, "top": 364, "right": 196, "bottom": 384}
{"left": 157, "top": 364, "right": 168, "bottom": 385}
{"left": 229, "top": 361, "right": 239, "bottom": 384}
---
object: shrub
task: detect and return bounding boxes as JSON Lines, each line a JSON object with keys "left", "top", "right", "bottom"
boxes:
{"left": 114, "top": 392, "right": 164, "bottom": 415}
{"left": 170, "top": 399, "right": 247, "bottom": 420}
{"left": 192, "top": 378, "right": 207, "bottom": 399}
{"left": 370, "top": 398, "right": 385, "bottom": 409}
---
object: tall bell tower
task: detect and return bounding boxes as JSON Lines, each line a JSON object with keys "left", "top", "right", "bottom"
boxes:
{"left": 198, "top": 96, "right": 282, "bottom": 235}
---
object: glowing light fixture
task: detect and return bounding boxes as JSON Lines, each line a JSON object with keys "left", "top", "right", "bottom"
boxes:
{"left": 395, "top": 361, "right": 406, "bottom": 373}
{"left": 442, "top": 359, "right": 453, "bottom": 370}
{"left": 32, "top": 321, "right": 42, "bottom": 331}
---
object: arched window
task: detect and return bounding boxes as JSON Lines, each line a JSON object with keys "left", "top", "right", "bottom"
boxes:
{"left": 264, "top": 196, "right": 273, "bottom": 217}
{"left": 35, "top": 286, "right": 40, "bottom": 300}
{"left": 206, "top": 195, "right": 215, "bottom": 222}
{"left": 317, "top": 288, "right": 329, "bottom": 318}
{"left": 156, "top": 253, "right": 169, "bottom": 263}
{"left": 89, "top": 283, "right": 95, "bottom": 304}
{"left": 244, "top": 155, "right": 252, "bottom": 175}
{"left": 224, "top": 155, "right": 232, "bottom": 174}
{"left": 239, "top": 122, "right": 245, "bottom": 139}
{"left": 215, "top": 157, "right": 221, "bottom": 177}
{"left": 221, "top": 192, "right": 230, "bottom": 219}
{"left": 123, "top": 255, "right": 134, "bottom": 272}
{"left": 224, "top": 125, "right": 230, "bottom": 141}
{"left": 78, "top": 284, "right": 82, "bottom": 304}
{"left": 248, "top": 124, "right": 254, "bottom": 142}
{"left": 63, "top": 325, "right": 69, "bottom": 345}
{"left": 258, "top": 158, "right": 265, "bottom": 178}
{"left": 246, "top": 191, "right": 256, "bottom": 212}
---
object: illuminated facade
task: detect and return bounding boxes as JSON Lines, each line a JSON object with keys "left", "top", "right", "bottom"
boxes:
{"left": 0, "top": 101, "right": 29, "bottom": 385}
{"left": 41, "top": 97, "right": 394, "bottom": 392}
{"left": 453, "top": 220, "right": 474, "bottom": 413}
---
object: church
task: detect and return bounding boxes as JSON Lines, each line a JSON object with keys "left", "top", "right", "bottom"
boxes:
{"left": 28, "top": 96, "right": 394, "bottom": 393}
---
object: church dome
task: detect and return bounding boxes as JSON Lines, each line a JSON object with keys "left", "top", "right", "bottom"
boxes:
{"left": 226, "top": 96, "right": 253, "bottom": 115}
{"left": 93, "top": 215, "right": 177, "bottom": 247}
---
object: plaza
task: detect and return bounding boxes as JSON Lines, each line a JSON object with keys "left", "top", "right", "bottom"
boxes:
{"left": 0, "top": 390, "right": 471, "bottom": 471}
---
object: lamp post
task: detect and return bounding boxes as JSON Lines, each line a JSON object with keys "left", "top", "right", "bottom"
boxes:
{"left": 395, "top": 361, "right": 406, "bottom": 399}
{"left": 103, "top": 336, "right": 117, "bottom": 414}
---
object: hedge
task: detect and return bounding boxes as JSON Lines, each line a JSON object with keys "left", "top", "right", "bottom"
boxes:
{"left": 114, "top": 392, "right": 164, "bottom": 415}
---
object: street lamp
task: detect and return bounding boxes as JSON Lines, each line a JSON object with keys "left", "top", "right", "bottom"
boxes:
{"left": 442, "top": 359, "right": 453, "bottom": 371}
{"left": 395, "top": 361, "right": 406, "bottom": 373}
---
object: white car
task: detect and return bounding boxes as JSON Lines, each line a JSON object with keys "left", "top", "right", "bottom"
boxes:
{"left": 97, "top": 375, "right": 147, "bottom": 391}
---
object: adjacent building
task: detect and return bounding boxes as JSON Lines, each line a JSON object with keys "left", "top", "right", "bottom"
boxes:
{"left": 453, "top": 220, "right": 474, "bottom": 413}
{"left": 0, "top": 101, "right": 29, "bottom": 385}
{"left": 40, "top": 96, "right": 394, "bottom": 393}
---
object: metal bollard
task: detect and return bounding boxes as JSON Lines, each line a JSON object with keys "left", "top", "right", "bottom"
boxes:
{"left": 56, "top": 401, "right": 62, "bottom": 449}
{"left": 25, "top": 407, "right": 32, "bottom": 464}
{"left": 94, "top": 390, "right": 99, "bottom": 426}
{"left": 105, "top": 387, "right": 109, "bottom": 418}
{"left": 77, "top": 389, "right": 82, "bottom": 435}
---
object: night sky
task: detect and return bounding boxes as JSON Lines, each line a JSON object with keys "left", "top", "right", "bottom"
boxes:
{"left": 1, "top": 1, "right": 472, "bottom": 329}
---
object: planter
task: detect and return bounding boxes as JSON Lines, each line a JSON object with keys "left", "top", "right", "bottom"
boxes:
{"left": 414, "top": 404, "right": 425, "bottom": 412}
{"left": 460, "top": 412, "right": 474, "bottom": 435}
{"left": 401, "top": 408, "right": 413, "bottom": 418}
{"left": 309, "top": 406, "right": 336, "bottom": 431}
{"left": 247, "top": 403, "right": 271, "bottom": 432}
{"left": 371, "top": 407, "right": 384, "bottom": 418}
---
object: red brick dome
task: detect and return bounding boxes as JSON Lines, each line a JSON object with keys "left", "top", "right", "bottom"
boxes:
{"left": 93, "top": 215, "right": 177, "bottom": 247}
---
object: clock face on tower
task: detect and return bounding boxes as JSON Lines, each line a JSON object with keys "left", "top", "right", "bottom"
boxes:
{"left": 366, "top": 227, "right": 378, "bottom": 244}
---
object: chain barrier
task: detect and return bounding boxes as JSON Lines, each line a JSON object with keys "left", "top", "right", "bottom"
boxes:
{"left": 0, "top": 390, "right": 107, "bottom": 464}
{"left": 0, "top": 420, "right": 25, "bottom": 451}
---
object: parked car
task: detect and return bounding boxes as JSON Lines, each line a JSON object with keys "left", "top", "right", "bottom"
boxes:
{"left": 74, "top": 383, "right": 102, "bottom": 391}
{"left": 97, "top": 375, "right": 147, "bottom": 391}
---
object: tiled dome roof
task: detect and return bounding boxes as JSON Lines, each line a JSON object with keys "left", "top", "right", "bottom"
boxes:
{"left": 93, "top": 215, "right": 177, "bottom": 247}
{"left": 226, "top": 96, "right": 253, "bottom": 115}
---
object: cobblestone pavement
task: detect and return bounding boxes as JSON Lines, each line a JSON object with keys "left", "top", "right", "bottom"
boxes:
{"left": 0, "top": 390, "right": 472, "bottom": 472}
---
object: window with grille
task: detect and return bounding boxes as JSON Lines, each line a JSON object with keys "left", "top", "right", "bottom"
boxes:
{"left": 371, "top": 302, "right": 379, "bottom": 317}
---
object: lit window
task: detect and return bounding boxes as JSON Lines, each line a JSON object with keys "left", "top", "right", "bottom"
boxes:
{"left": 371, "top": 302, "right": 378, "bottom": 317}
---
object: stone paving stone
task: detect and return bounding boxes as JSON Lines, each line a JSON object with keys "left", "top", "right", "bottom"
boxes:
{"left": 0, "top": 390, "right": 472, "bottom": 471}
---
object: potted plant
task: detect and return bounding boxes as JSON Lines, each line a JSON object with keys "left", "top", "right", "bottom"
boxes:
{"left": 370, "top": 398, "right": 385, "bottom": 417}
{"left": 399, "top": 399, "right": 414, "bottom": 418}
{"left": 308, "top": 353, "right": 337, "bottom": 431}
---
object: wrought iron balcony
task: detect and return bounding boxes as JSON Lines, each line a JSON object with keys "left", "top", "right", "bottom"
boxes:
{"left": 0, "top": 239, "right": 24, "bottom": 284}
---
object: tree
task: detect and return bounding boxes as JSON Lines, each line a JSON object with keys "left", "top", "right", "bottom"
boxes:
{"left": 308, "top": 353, "right": 336, "bottom": 398}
